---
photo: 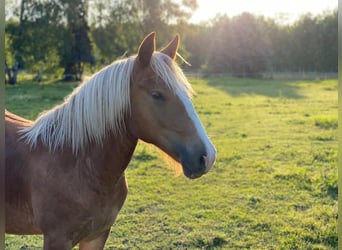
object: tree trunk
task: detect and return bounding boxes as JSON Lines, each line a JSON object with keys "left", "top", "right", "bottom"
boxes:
{"left": 63, "top": 62, "right": 84, "bottom": 81}
{"left": 63, "top": 63, "right": 75, "bottom": 81}
{"left": 5, "top": 61, "right": 18, "bottom": 85}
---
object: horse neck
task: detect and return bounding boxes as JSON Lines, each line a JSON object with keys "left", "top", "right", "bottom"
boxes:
{"left": 79, "top": 130, "right": 137, "bottom": 193}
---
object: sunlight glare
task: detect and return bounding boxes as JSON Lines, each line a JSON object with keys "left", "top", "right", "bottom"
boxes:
{"left": 190, "top": 0, "right": 337, "bottom": 24}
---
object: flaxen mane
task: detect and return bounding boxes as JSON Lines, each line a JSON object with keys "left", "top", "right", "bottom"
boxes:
{"left": 19, "top": 53, "right": 194, "bottom": 154}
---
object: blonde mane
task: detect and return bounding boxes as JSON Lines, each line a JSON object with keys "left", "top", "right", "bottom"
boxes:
{"left": 19, "top": 52, "right": 194, "bottom": 154}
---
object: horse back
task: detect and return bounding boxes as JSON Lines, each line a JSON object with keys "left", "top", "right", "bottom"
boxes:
{"left": 5, "top": 109, "right": 33, "bottom": 125}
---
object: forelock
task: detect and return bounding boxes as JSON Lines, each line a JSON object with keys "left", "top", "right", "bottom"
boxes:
{"left": 150, "top": 52, "right": 194, "bottom": 98}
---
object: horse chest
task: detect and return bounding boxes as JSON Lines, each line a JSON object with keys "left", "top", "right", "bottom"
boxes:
{"left": 69, "top": 175, "right": 128, "bottom": 241}
{"left": 72, "top": 205, "right": 119, "bottom": 241}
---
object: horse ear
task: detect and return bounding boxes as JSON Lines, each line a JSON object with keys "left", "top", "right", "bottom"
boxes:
{"left": 137, "top": 32, "right": 156, "bottom": 67}
{"left": 161, "top": 34, "right": 180, "bottom": 60}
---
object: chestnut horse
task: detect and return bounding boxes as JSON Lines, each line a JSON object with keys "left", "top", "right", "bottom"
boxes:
{"left": 5, "top": 32, "right": 216, "bottom": 249}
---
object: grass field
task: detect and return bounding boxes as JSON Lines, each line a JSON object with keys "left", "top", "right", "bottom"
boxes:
{"left": 5, "top": 76, "right": 338, "bottom": 249}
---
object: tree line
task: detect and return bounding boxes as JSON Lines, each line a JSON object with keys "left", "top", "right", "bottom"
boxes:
{"left": 5, "top": 0, "right": 337, "bottom": 83}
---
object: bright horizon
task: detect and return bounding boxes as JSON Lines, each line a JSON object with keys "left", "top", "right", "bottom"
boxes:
{"left": 189, "top": 0, "right": 337, "bottom": 24}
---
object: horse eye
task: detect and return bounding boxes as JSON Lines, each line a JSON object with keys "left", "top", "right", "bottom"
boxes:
{"left": 151, "top": 91, "right": 164, "bottom": 101}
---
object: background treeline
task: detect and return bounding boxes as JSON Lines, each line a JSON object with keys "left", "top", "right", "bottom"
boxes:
{"left": 5, "top": 0, "right": 337, "bottom": 83}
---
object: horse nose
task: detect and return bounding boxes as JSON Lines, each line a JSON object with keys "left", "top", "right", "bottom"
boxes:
{"left": 199, "top": 154, "right": 206, "bottom": 168}
{"left": 188, "top": 154, "right": 212, "bottom": 179}
{"left": 180, "top": 142, "right": 216, "bottom": 179}
{"left": 199, "top": 154, "right": 214, "bottom": 172}
{"left": 194, "top": 154, "right": 206, "bottom": 173}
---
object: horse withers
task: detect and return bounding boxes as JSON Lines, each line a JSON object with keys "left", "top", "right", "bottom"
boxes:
{"left": 5, "top": 32, "right": 216, "bottom": 249}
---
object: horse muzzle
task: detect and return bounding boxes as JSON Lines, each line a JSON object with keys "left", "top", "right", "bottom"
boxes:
{"left": 180, "top": 142, "right": 216, "bottom": 179}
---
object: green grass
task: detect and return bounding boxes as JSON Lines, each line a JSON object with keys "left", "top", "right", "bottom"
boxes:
{"left": 5, "top": 76, "right": 337, "bottom": 249}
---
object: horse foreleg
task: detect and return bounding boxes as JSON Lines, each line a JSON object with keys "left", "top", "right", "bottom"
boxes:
{"left": 78, "top": 229, "right": 110, "bottom": 250}
{"left": 43, "top": 235, "right": 73, "bottom": 250}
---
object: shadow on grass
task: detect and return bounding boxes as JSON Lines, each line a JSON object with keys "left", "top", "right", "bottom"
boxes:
{"left": 206, "top": 76, "right": 305, "bottom": 99}
{"left": 327, "top": 185, "right": 338, "bottom": 200}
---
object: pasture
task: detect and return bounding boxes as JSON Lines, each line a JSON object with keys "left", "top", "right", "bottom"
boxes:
{"left": 5, "top": 76, "right": 337, "bottom": 249}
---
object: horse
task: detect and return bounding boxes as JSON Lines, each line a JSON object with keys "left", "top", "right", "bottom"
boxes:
{"left": 5, "top": 32, "right": 216, "bottom": 249}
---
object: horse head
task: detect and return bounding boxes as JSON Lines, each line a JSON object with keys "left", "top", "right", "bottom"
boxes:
{"left": 129, "top": 32, "right": 216, "bottom": 179}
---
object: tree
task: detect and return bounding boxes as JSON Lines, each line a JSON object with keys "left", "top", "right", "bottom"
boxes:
{"left": 90, "top": 0, "right": 198, "bottom": 64}
{"left": 60, "top": 0, "right": 94, "bottom": 81}
{"left": 6, "top": 0, "right": 94, "bottom": 81}
{"left": 6, "top": 0, "right": 65, "bottom": 81}
{"left": 205, "top": 15, "right": 233, "bottom": 73}
{"left": 315, "top": 10, "right": 337, "bottom": 72}
{"left": 5, "top": 25, "right": 18, "bottom": 84}
{"left": 207, "top": 13, "right": 272, "bottom": 77}
{"left": 91, "top": 0, "right": 143, "bottom": 65}
{"left": 137, "top": 0, "right": 197, "bottom": 43}
{"left": 180, "top": 23, "right": 211, "bottom": 70}
{"left": 261, "top": 18, "right": 292, "bottom": 72}
{"left": 289, "top": 14, "right": 319, "bottom": 71}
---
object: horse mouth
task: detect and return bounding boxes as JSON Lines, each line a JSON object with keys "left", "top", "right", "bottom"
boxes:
{"left": 188, "top": 172, "right": 205, "bottom": 179}
{"left": 181, "top": 155, "right": 208, "bottom": 179}
{"left": 166, "top": 142, "right": 216, "bottom": 179}
{"left": 182, "top": 166, "right": 207, "bottom": 179}
{"left": 180, "top": 151, "right": 211, "bottom": 179}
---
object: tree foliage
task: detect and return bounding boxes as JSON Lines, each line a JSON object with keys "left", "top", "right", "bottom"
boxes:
{"left": 6, "top": 0, "right": 63, "bottom": 74}
{"left": 206, "top": 13, "right": 272, "bottom": 77}
{"left": 198, "top": 10, "right": 337, "bottom": 76}
{"left": 90, "top": 0, "right": 197, "bottom": 65}
{"left": 6, "top": 0, "right": 94, "bottom": 82}
{"left": 5, "top": 0, "right": 337, "bottom": 83}
{"left": 61, "top": 0, "right": 95, "bottom": 80}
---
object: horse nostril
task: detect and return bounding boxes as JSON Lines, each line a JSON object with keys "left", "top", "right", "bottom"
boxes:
{"left": 199, "top": 155, "right": 206, "bottom": 168}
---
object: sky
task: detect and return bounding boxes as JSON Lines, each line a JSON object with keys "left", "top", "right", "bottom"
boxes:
{"left": 189, "top": 0, "right": 338, "bottom": 24}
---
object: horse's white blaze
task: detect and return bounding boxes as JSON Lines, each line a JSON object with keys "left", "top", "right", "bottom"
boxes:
{"left": 151, "top": 52, "right": 216, "bottom": 172}
{"left": 177, "top": 90, "right": 216, "bottom": 172}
